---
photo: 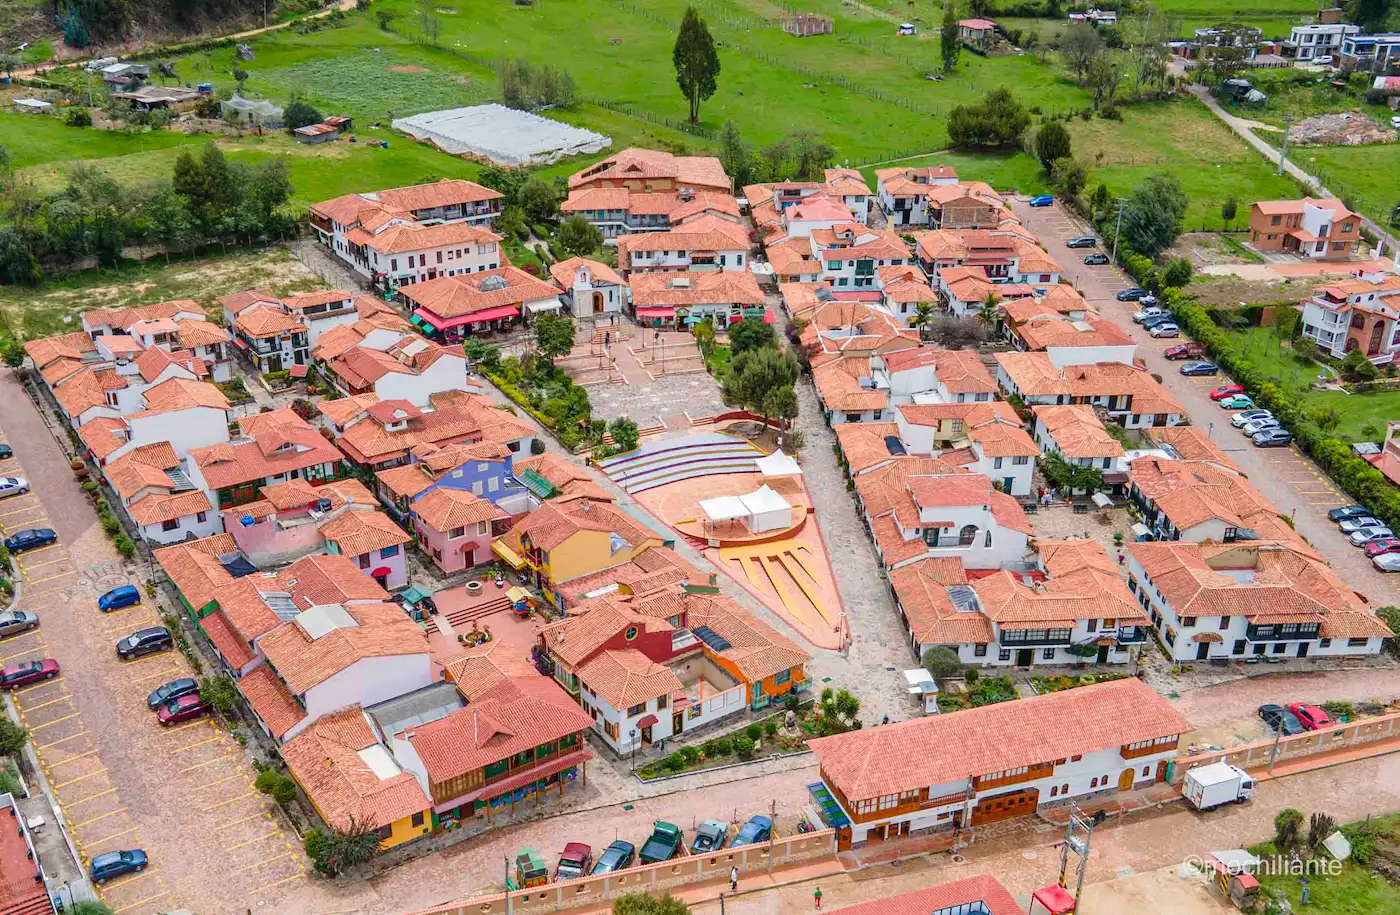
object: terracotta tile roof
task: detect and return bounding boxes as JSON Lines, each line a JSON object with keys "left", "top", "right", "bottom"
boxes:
{"left": 539, "top": 595, "right": 675, "bottom": 668}
{"left": 282, "top": 290, "right": 353, "bottom": 312}
{"left": 216, "top": 577, "right": 283, "bottom": 644}
{"left": 78, "top": 416, "right": 129, "bottom": 462}
{"left": 312, "top": 316, "right": 413, "bottom": 363}
{"left": 190, "top": 409, "right": 342, "bottom": 491}
{"left": 996, "top": 353, "right": 1184, "bottom": 416}
{"left": 577, "top": 648, "right": 682, "bottom": 710}
{"left": 236, "top": 305, "right": 306, "bottom": 339}
{"left": 130, "top": 377, "right": 229, "bottom": 418}
{"left": 512, "top": 498, "right": 659, "bottom": 553}
{"left": 217, "top": 288, "right": 279, "bottom": 315}
{"left": 320, "top": 510, "right": 411, "bottom": 557}
{"left": 153, "top": 534, "right": 239, "bottom": 611}
{"left": 1145, "top": 426, "right": 1242, "bottom": 475}
{"left": 361, "top": 219, "right": 501, "bottom": 256}
{"left": 283, "top": 705, "right": 430, "bottom": 831}
{"left": 238, "top": 663, "right": 305, "bottom": 738}
{"left": 40, "top": 356, "right": 87, "bottom": 387}
{"left": 374, "top": 178, "right": 503, "bottom": 210}
{"left": 854, "top": 457, "right": 966, "bottom": 520}
{"left": 175, "top": 320, "right": 232, "bottom": 349}
{"left": 877, "top": 267, "right": 937, "bottom": 304}
{"left": 629, "top": 270, "right": 765, "bottom": 308}
{"left": 869, "top": 512, "right": 933, "bottom": 567}
{"left": 831, "top": 876, "right": 1022, "bottom": 915}
{"left": 833, "top": 422, "right": 904, "bottom": 476}
{"left": 83, "top": 299, "right": 202, "bottom": 333}
{"left": 200, "top": 609, "right": 254, "bottom": 669}
{"left": 274, "top": 553, "right": 391, "bottom": 611}
{"left": 398, "top": 266, "right": 559, "bottom": 320}
{"left": 128, "top": 489, "right": 215, "bottom": 526}
{"left": 809, "top": 224, "right": 908, "bottom": 262}
{"left": 549, "top": 257, "right": 625, "bottom": 289}
{"left": 52, "top": 368, "right": 108, "bottom": 418}
{"left": 966, "top": 418, "right": 1039, "bottom": 458}
{"left": 105, "top": 442, "right": 179, "bottom": 498}
{"left": 261, "top": 599, "right": 428, "bottom": 695}
{"left": 813, "top": 357, "right": 887, "bottom": 413}
{"left": 989, "top": 490, "right": 1034, "bottom": 535}
{"left": 908, "top": 473, "right": 1003, "bottom": 509}
{"left": 24, "top": 331, "right": 96, "bottom": 370}
{"left": 889, "top": 557, "right": 993, "bottom": 644}
{"left": 1001, "top": 292, "right": 1091, "bottom": 326}
{"left": 976, "top": 539, "right": 1145, "bottom": 627}
{"left": 810, "top": 678, "right": 1190, "bottom": 801}
{"left": 876, "top": 165, "right": 959, "bottom": 195}
{"left": 556, "top": 546, "right": 707, "bottom": 603}
{"left": 323, "top": 391, "right": 519, "bottom": 466}
{"left": 670, "top": 193, "right": 742, "bottom": 223}
{"left": 1130, "top": 459, "right": 1302, "bottom": 547}
{"left": 405, "top": 670, "right": 593, "bottom": 784}
{"left": 375, "top": 463, "right": 437, "bottom": 500}
{"left": 682, "top": 591, "right": 810, "bottom": 682}
{"left": 514, "top": 452, "right": 615, "bottom": 503}
{"left": 569, "top": 148, "right": 730, "bottom": 192}
{"left": 1033, "top": 405, "right": 1124, "bottom": 460}
{"left": 1014, "top": 314, "right": 1135, "bottom": 351}
{"left": 330, "top": 335, "right": 458, "bottom": 388}
{"left": 768, "top": 238, "right": 821, "bottom": 278}
{"left": 410, "top": 488, "right": 504, "bottom": 533}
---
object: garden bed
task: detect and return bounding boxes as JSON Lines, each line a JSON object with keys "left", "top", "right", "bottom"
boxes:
{"left": 936, "top": 674, "right": 1016, "bottom": 712}
{"left": 1029, "top": 671, "right": 1130, "bottom": 695}
{"left": 637, "top": 712, "right": 805, "bottom": 780}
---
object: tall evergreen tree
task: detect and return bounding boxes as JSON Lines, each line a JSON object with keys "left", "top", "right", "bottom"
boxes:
{"left": 940, "top": 1, "right": 960, "bottom": 73}
{"left": 673, "top": 7, "right": 720, "bottom": 123}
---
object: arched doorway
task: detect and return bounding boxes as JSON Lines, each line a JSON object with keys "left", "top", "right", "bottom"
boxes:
{"left": 1117, "top": 768, "right": 1135, "bottom": 790}
{"left": 592, "top": 292, "right": 604, "bottom": 314}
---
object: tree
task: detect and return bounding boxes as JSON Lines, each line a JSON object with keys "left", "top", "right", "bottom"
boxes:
{"left": 1160, "top": 257, "right": 1192, "bottom": 289}
{"left": 1349, "top": 0, "right": 1391, "bottom": 31}
{"left": 283, "top": 99, "right": 322, "bottom": 131}
{"left": 0, "top": 718, "right": 27, "bottom": 756}
{"left": 1131, "top": 44, "right": 1169, "bottom": 98}
{"left": 1062, "top": 25, "right": 1104, "bottom": 85}
{"left": 199, "top": 675, "right": 239, "bottom": 718}
{"left": 478, "top": 166, "right": 530, "bottom": 207}
{"left": 1274, "top": 808, "right": 1304, "bottom": 852}
{"left": 1221, "top": 195, "right": 1239, "bottom": 226}
{"left": 1121, "top": 173, "right": 1188, "bottom": 258}
{"left": 816, "top": 687, "right": 860, "bottom": 735}
{"left": 303, "top": 818, "right": 381, "bottom": 876}
{"left": 909, "top": 301, "right": 937, "bottom": 340}
{"left": 762, "top": 385, "right": 799, "bottom": 431}
{"left": 718, "top": 121, "right": 751, "bottom": 190}
{"left": 1308, "top": 812, "right": 1337, "bottom": 854}
{"left": 1201, "top": 45, "right": 1246, "bottom": 84}
{"left": 534, "top": 314, "right": 576, "bottom": 362}
{"left": 66, "top": 107, "right": 93, "bottom": 127}
{"left": 940, "top": 1, "right": 960, "bottom": 73}
{"left": 1051, "top": 157, "right": 1087, "bottom": 202}
{"left": 722, "top": 347, "right": 799, "bottom": 430}
{"left": 673, "top": 7, "right": 720, "bottom": 124}
{"left": 232, "top": 68, "right": 249, "bottom": 92}
{"left": 1086, "top": 51, "right": 1125, "bottom": 109}
{"left": 791, "top": 131, "right": 836, "bottom": 181}
{"left": 728, "top": 317, "right": 776, "bottom": 354}
{"left": 375, "top": 8, "right": 395, "bottom": 29}
{"left": 609, "top": 417, "right": 640, "bottom": 453}
{"left": 613, "top": 892, "right": 691, "bottom": 915}
{"left": 978, "top": 291, "right": 1001, "bottom": 324}
{"left": 0, "top": 227, "right": 39, "bottom": 286}
{"left": 518, "top": 178, "right": 559, "bottom": 224}
{"left": 922, "top": 646, "right": 962, "bottom": 681}
{"left": 1034, "top": 121, "right": 1072, "bottom": 172}
{"left": 555, "top": 215, "right": 603, "bottom": 258}
{"left": 947, "top": 88, "right": 1030, "bottom": 148}
{"left": 0, "top": 339, "right": 24, "bottom": 368}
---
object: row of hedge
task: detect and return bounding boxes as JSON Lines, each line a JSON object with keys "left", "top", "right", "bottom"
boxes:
{"left": 1117, "top": 249, "right": 1400, "bottom": 532}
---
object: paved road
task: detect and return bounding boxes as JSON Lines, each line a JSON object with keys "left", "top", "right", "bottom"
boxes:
{"left": 0, "top": 370, "right": 305, "bottom": 915}
{"left": 1011, "top": 198, "right": 1400, "bottom": 607}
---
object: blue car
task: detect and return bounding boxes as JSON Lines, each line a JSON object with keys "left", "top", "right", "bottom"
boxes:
{"left": 731, "top": 815, "right": 774, "bottom": 847}
{"left": 90, "top": 849, "right": 147, "bottom": 884}
{"left": 1028, "top": 194, "right": 1054, "bottom": 207}
{"left": 591, "top": 840, "right": 636, "bottom": 875}
{"left": 98, "top": 584, "right": 142, "bottom": 613}
{"left": 4, "top": 528, "right": 55, "bottom": 553}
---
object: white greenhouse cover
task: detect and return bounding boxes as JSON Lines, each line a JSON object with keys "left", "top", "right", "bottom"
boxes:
{"left": 392, "top": 104, "right": 611, "bottom": 166}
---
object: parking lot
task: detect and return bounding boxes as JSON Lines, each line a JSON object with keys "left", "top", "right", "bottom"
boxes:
{"left": 0, "top": 375, "right": 305, "bottom": 915}
{"left": 1012, "top": 198, "right": 1400, "bottom": 605}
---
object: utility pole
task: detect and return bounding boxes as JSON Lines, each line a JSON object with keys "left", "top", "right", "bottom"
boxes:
{"left": 1278, "top": 115, "right": 1295, "bottom": 177}
{"left": 1054, "top": 803, "right": 1102, "bottom": 907}
{"left": 767, "top": 798, "right": 776, "bottom": 872}
{"left": 1267, "top": 721, "right": 1284, "bottom": 773}
{"left": 1110, "top": 198, "right": 1128, "bottom": 268}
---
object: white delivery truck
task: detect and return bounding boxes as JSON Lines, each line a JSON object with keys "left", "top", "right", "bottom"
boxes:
{"left": 1184, "top": 762, "right": 1255, "bottom": 810}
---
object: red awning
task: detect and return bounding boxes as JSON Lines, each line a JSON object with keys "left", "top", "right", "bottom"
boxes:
{"left": 289, "top": 364, "right": 309, "bottom": 378}
{"left": 233, "top": 338, "right": 248, "bottom": 350}
{"left": 431, "top": 747, "right": 594, "bottom": 813}
{"left": 417, "top": 304, "right": 520, "bottom": 331}
{"left": 761, "top": 308, "right": 776, "bottom": 324}
{"left": 371, "top": 566, "right": 391, "bottom": 578}
{"left": 636, "top": 714, "right": 659, "bottom": 728}
{"left": 1031, "top": 884, "right": 1076, "bottom": 915}
{"left": 636, "top": 307, "right": 675, "bottom": 318}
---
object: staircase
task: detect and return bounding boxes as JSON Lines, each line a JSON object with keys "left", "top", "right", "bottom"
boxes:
{"left": 424, "top": 594, "right": 512, "bottom": 635}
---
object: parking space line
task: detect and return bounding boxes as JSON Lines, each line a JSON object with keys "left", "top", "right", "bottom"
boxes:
{"left": 178, "top": 754, "right": 233, "bottom": 775}
{"left": 24, "top": 572, "right": 75, "bottom": 586}
{"left": 0, "top": 505, "right": 44, "bottom": 519}
{"left": 118, "top": 652, "right": 178, "bottom": 668}
{"left": 72, "top": 806, "right": 128, "bottom": 829}
{"left": 14, "top": 677, "right": 61, "bottom": 694}
{"left": 18, "top": 695, "right": 69, "bottom": 715}
{"left": 214, "top": 812, "right": 265, "bottom": 832}
{"left": 20, "top": 557, "right": 66, "bottom": 572}
{"left": 192, "top": 772, "right": 244, "bottom": 792}
{"left": 13, "top": 544, "right": 58, "bottom": 559}
{"left": 68, "top": 787, "right": 119, "bottom": 807}
{"left": 47, "top": 747, "right": 99, "bottom": 766}
{"left": 37, "top": 731, "right": 88, "bottom": 749}
{"left": 28, "top": 712, "right": 80, "bottom": 731}
{"left": 249, "top": 873, "right": 305, "bottom": 894}
{"left": 160, "top": 718, "right": 212, "bottom": 734}
{"left": 101, "top": 868, "right": 157, "bottom": 890}
{"left": 132, "top": 667, "right": 185, "bottom": 685}
{"left": 237, "top": 851, "right": 294, "bottom": 874}
{"left": 225, "top": 830, "right": 280, "bottom": 852}
{"left": 86, "top": 825, "right": 139, "bottom": 846}
{"left": 112, "top": 891, "right": 170, "bottom": 914}
{"left": 170, "top": 736, "right": 220, "bottom": 755}
{"left": 0, "top": 648, "right": 47, "bottom": 665}
{"left": 54, "top": 768, "right": 107, "bottom": 789}
{"left": 202, "top": 792, "right": 255, "bottom": 812}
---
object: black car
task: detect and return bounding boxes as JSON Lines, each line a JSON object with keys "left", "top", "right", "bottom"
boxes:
{"left": 1066, "top": 236, "right": 1098, "bottom": 248}
{"left": 591, "top": 840, "right": 636, "bottom": 875}
{"left": 1259, "top": 704, "right": 1305, "bottom": 736}
{"left": 1082, "top": 253, "right": 1110, "bottom": 265}
{"left": 4, "top": 528, "right": 56, "bottom": 553}
{"left": 0, "top": 445, "right": 12, "bottom": 459}
{"left": 147, "top": 677, "right": 198, "bottom": 710}
{"left": 1116, "top": 287, "right": 1149, "bottom": 301}
{"left": 117, "top": 627, "right": 173, "bottom": 661}
{"left": 1329, "top": 505, "right": 1370, "bottom": 522}
{"left": 1179, "top": 361, "right": 1219, "bottom": 377}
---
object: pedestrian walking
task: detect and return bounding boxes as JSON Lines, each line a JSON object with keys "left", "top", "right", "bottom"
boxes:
{"left": 730, "top": 865, "right": 738, "bottom": 892}
{"left": 604, "top": 331, "right": 611, "bottom": 346}
{"left": 814, "top": 887, "right": 823, "bottom": 910}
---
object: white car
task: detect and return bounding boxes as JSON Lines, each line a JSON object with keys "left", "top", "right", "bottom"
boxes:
{"left": 0, "top": 477, "right": 28, "bottom": 499}
{"left": 1315, "top": 55, "right": 1334, "bottom": 66}
{"left": 1392, "top": 115, "right": 1400, "bottom": 129}
{"left": 1240, "top": 418, "right": 1280, "bottom": 436}
{"left": 1231, "top": 410, "right": 1272, "bottom": 428}
{"left": 1148, "top": 323, "right": 1180, "bottom": 338}
{"left": 1351, "top": 526, "right": 1394, "bottom": 546}
{"left": 1133, "top": 307, "right": 1166, "bottom": 324}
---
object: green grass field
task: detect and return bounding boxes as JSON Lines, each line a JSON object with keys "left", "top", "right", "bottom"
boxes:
{"left": 1252, "top": 814, "right": 1400, "bottom": 915}
{"left": 1147, "top": 0, "right": 1319, "bottom": 37}
{"left": 1295, "top": 144, "right": 1400, "bottom": 230}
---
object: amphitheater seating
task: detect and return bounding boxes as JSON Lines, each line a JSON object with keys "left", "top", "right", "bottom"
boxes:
{"left": 597, "top": 433, "right": 763, "bottom": 493}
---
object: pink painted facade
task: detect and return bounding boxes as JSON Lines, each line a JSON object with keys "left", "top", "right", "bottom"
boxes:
{"left": 416, "top": 518, "right": 493, "bottom": 573}
{"left": 338, "top": 544, "right": 409, "bottom": 590}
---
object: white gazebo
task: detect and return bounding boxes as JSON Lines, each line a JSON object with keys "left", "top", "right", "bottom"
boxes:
{"left": 755, "top": 451, "right": 802, "bottom": 478}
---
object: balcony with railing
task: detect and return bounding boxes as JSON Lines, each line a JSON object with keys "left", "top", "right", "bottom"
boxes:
{"left": 998, "top": 627, "right": 1073, "bottom": 647}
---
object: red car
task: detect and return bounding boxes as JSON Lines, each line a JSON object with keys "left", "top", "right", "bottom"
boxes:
{"left": 1288, "top": 703, "right": 1332, "bottom": 731}
{"left": 1210, "top": 384, "right": 1245, "bottom": 401}
{"left": 1164, "top": 343, "right": 1206, "bottom": 361}
{"left": 157, "top": 694, "right": 209, "bottom": 726}
{"left": 0, "top": 659, "right": 59, "bottom": 689}
{"left": 1365, "top": 538, "right": 1400, "bottom": 557}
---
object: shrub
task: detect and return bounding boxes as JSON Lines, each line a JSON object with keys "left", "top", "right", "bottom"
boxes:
{"left": 271, "top": 774, "right": 298, "bottom": 805}
{"left": 255, "top": 769, "right": 282, "bottom": 795}
{"left": 733, "top": 736, "right": 756, "bottom": 759}
{"left": 703, "top": 737, "right": 731, "bottom": 757}
{"left": 113, "top": 535, "right": 135, "bottom": 559}
{"left": 763, "top": 717, "right": 778, "bottom": 737}
{"left": 0, "top": 718, "right": 26, "bottom": 756}
{"left": 679, "top": 745, "right": 700, "bottom": 764}
{"left": 530, "top": 438, "right": 546, "bottom": 455}
{"left": 101, "top": 516, "right": 120, "bottom": 536}
{"left": 922, "top": 646, "right": 962, "bottom": 680}
{"left": 964, "top": 668, "right": 979, "bottom": 684}
{"left": 65, "top": 107, "right": 92, "bottom": 127}
{"left": 664, "top": 752, "right": 687, "bottom": 772}
{"left": 1274, "top": 808, "right": 1303, "bottom": 851}
{"left": 745, "top": 722, "right": 762, "bottom": 741}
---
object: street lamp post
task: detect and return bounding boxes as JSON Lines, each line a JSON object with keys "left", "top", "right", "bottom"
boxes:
{"left": 629, "top": 728, "right": 637, "bottom": 771}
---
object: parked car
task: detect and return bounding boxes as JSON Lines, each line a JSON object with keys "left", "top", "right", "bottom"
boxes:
{"left": 1082, "top": 253, "right": 1110, "bottom": 265}
{"left": 1289, "top": 704, "right": 1332, "bottom": 731}
{"left": 732, "top": 815, "right": 774, "bottom": 848}
{"left": 90, "top": 849, "right": 147, "bottom": 885}
{"left": 1329, "top": 505, "right": 1372, "bottom": 522}
{"left": 1029, "top": 194, "right": 1054, "bottom": 207}
{"left": 1258, "top": 704, "right": 1305, "bottom": 736}
{"left": 1067, "top": 236, "right": 1097, "bottom": 248}
{"left": 0, "top": 444, "right": 12, "bottom": 459}
{"left": 1314, "top": 54, "right": 1334, "bottom": 66}
{"left": 1231, "top": 410, "right": 1273, "bottom": 428}
{"left": 1210, "top": 384, "right": 1245, "bottom": 401}
{"left": 147, "top": 677, "right": 199, "bottom": 710}
{"left": 896, "top": 22, "right": 917, "bottom": 35}
{"left": 1240, "top": 418, "right": 1281, "bottom": 436}
{"left": 1139, "top": 294, "right": 1158, "bottom": 308}
{"left": 98, "top": 584, "right": 142, "bottom": 612}
{"left": 1351, "top": 526, "right": 1396, "bottom": 546}
{"left": 1392, "top": 115, "right": 1400, "bottom": 130}
{"left": 691, "top": 820, "right": 729, "bottom": 855}
{"left": 1133, "top": 307, "right": 1167, "bottom": 324}
{"left": 1373, "top": 553, "right": 1400, "bottom": 572}
{"left": 116, "top": 626, "right": 173, "bottom": 660}
{"left": 0, "top": 611, "right": 38, "bottom": 639}
{"left": 157, "top": 693, "right": 209, "bottom": 726}
{"left": 1253, "top": 429, "right": 1293, "bottom": 448}
{"left": 1364, "top": 538, "right": 1400, "bottom": 557}
{"left": 639, "top": 822, "right": 684, "bottom": 863}
{"left": 0, "top": 477, "right": 28, "bottom": 499}
{"left": 556, "top": 843, "right": 593, "bottom": 881}
{"left": 1217, "top": 394, "right": 1254, "bottom": 410}
{"left": 1116, "top": 287, "right": 1149, "bottom": 301}
{"left": 1141, "top": 314, "right": 1176, "bottom": 330}
{"left": 1179, "top": 361, "right": 1219, "bottom": 376}
{"left": 1164, "top": 342, "right": 1206, "bottom": 360}
{"left": 591, "top": 841, "right": 636, "bottom": 875}
{"left": 1338, "top": 515, "right": 1382, "bottom": 534}
{"left": 1148, "top": 323, "right": 1180, "bottom": 338}
{"left": 3, "top": 528, "right": 55, "bottom": 553}
{"left": 0, "top": 659, "right": 58, "bottom": 689}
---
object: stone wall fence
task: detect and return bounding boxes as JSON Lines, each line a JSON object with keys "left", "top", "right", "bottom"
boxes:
{"left": 1169, "top": 710, "right": 1400, "bottom": 785}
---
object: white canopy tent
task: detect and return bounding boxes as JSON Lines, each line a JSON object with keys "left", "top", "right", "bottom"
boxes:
{"left": 699, "top": 495, "right": 750, "bottom": 523}
{"left": 739, "top": 485, "right": 793, "bottom": 533}
{"left": 755, "top": 451, "right": 802, "bottom": 478}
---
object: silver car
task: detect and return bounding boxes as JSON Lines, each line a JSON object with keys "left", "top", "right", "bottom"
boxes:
{"left": 0, "top": 477, "right": 28, "bottom": 499}
{"left": 1351, "top": 526, "right": 1395, "bottom": 546}
{"left": 1240, "top": 418, "right": 1280, "bottom": 436}
{"left": 1373, "top": 553, "right": 1400, "bottom": 572}
{"left": 0, "top": 610, "right": 39, "bottom": 639}
{"left": 1339, "top": 516, "right": 1381, "bottom": 534}
{"left": 1231, "top": 410, "right": 1272, "bottom": 428}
